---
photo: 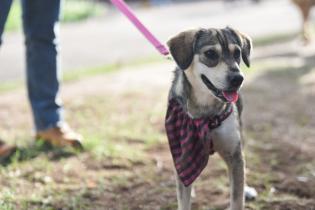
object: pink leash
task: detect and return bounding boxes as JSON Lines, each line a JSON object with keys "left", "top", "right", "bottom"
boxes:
{"left": 110, "top": 0, "right": 170, "bottom": 56}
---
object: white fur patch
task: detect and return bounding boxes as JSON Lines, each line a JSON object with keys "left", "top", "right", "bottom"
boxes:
{"left": 212, "top": 108, "right": 241, "bottom": 154}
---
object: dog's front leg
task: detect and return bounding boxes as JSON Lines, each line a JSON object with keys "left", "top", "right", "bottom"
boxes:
{"left": 219, "top": 143, "right": 245, "bottom": 210}
{"left": 176, "top": 174, "right": 192, "bottom": 210}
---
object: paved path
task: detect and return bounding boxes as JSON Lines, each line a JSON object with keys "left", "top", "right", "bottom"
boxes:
{"left": 0, "top": 0, "right": 304, "bottom": 82}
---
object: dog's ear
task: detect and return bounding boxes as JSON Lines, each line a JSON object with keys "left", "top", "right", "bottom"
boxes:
{"left": 239, "top": 33, "right": 252, "bottom": 67}
{"left": 227, "top": 27, "right": 252, "bottom": 67}
{"left": 167, "top": 30, "right": 199, "bottom": 70}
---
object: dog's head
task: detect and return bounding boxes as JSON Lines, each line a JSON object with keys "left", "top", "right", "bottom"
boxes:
{"left": 167, "top": 27, "right": 252, "bottom": 103}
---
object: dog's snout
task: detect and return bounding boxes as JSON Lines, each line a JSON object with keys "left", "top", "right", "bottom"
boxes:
{"left": 230, "top": 74, "right": 244, "bottom": 87}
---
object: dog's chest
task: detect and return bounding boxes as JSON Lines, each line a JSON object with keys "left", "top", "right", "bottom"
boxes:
{"left": 165, "top": 99, "right": 236, "bottom": 186}
{"left": 210, "top": 109, "right": 241, "bottom": 154}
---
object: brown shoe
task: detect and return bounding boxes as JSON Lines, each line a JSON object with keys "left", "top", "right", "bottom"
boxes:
{"left": 36, "top": 124, "right": 83, "bottom": 150}
{"left": 0, "top": 139, "right": 17, "bottom": 160}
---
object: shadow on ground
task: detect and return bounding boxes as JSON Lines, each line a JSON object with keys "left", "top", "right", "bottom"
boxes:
{"left": 0, "top": 140, "right": 77, "bottom": 166}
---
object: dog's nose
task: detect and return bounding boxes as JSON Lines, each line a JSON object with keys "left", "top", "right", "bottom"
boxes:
{"left": 230, "top": 75, "right": 244, "bottom": 87}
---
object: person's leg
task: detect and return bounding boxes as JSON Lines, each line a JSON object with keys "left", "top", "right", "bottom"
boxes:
{"left": 21, "top": 0, "right": 63, "bottom": 131}
{"left": 0, "top": 0, "right": 18, "bottom": 160}
{"left": 22, "top": 0, "right": 82, "bottom": 148}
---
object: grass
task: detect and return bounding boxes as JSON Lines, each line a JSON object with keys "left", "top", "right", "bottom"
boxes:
{"left": 62, "top": 0, "right": 103, "bottom": 23}
{"left": 63, "top": 55, "right": 162, "bottom": 82}
{"left": 4, "top": 1, "right": 21, "bottom": 32}
{"left": 1, "top": 33, "right": 314, "bottom": 209}
{"left": 0, "top": 55, "right": 163, "bottom": 93}
{"left": 73, "top": 92, "right": 166, "bottom": 159}
{"left": 0, "top": 81, "right": 22, "bottom": 94}
{"left": 0, "top": 51, "right": 168, "bottom": 209}
{"left": 0, "top": 55, "right": 167, "bottom": 208}
{"left": 0, "top": 71, "right": 168, "bottom": 209}
{"left": 5, "top": 0, "right": 103, "bottom": 32}
{"left": 0, "top": 59, "right": 315, "bottom": 209}
{"left": 253, "top": 31, "right": 299, "bottom": 47}
{"left": 252, "top": 24, "right": 315, "bottom": 47}
{"left": 0, "top": 52, "right": 272, "bottom": 94}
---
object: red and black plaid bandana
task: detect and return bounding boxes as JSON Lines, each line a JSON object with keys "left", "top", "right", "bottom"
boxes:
{"left": 165, "top": 98, "right": 233, "bottom": 186}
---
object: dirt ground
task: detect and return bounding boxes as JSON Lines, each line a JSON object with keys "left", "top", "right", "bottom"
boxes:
{"left": 0, "top": 41, "right": 315, "bottom": 210}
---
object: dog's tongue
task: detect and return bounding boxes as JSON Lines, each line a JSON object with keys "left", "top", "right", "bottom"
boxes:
{"left": 222, "top": 91, "right": 239, "bottom": 103}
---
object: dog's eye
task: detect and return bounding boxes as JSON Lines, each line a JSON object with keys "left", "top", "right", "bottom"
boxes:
{"left": 234, "top": 48, "right": 241, "bottom": 60}
{"left": 204, "top": 49, "right": 219, "bottom": 60}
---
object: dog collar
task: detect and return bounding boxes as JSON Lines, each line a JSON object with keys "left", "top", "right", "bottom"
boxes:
{"left": 165, "top": 98, "right": 233, "bottom": 186}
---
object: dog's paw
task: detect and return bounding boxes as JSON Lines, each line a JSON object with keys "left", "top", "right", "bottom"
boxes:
{"left": 245, "top": 185, "right": 258, "bottom": 201}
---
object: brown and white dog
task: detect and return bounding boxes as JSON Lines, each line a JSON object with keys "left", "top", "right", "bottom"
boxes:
{"left": 292, "top": 0, "right": 315, "bottom": 43}
{"left": 166, "top": 27, "right": 255, "bottom": 210}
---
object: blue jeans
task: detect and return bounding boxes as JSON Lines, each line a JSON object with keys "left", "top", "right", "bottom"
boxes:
{"left": 0, "top": 0, "right": 64, "bottom": 131}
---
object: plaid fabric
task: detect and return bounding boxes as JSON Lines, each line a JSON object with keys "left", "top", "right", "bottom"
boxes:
{"left": 165, "top": 98, "right": 233, "bottom": 186}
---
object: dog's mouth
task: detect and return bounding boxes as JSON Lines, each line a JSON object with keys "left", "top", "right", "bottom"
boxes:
{"left": 201, "top": 74, "right": 239, "bottom": 103}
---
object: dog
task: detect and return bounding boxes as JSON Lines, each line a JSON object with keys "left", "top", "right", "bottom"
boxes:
{"left": 291, "top": 0, "right": 315, "bottom": 43}
{"left": 165, "top": 27, "right": 253, "bottom": 210}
